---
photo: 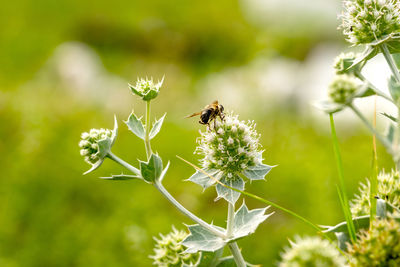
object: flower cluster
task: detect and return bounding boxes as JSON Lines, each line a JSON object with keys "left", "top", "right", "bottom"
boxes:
{"left": 334, "top": 52, "right": 360, "bottom": 75}
{"left": 340, "top": 0, "right": 400, "bottom": 45}
{"left": 351, "top": 170, "right": 400, "bottom": 216}
{"left": 348, "top": 218, "right": 400, "bottom": 266}
{"left": 328, "top": 74, "right": 359, "bottom": 104}
{"left": 150, "top": 227, "right": 200, "bottom": 267}
{"left": 279, "top": 236, "right": 346, "bottom": 267}
{"left": 196, "top": 113, "right": 261, "bottom": 179}
{"left": 79, "top": 128, "right": 112, "bottom": 164}
{"left": 129, "top": 77, "right": 163, "bottom": 101}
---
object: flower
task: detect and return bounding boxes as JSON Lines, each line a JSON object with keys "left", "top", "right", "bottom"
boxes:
{"left": 279, "top": 236, "right": 346, "bottom": 267}
{"left": 334, "top": 52, "right": 361, "bottom": 75}
{"left": 129, "top": 77, "right": 163, "bottom": 101}
{"left": 150, "top": 227, "right": 200, "bottom": 267}
{"left": 328, "top": 74, "right": 359, "bottom": 104}
{"left": 79, "top": 128, "right": 112, "bottom": 164}
{"left": 351, "top": 170, "right": 400, "bottom": 216}
{"left": 196, "top": 113, "right": 261, "bottom": 177}
{"left": 340, "top": 0, "right": 400, "bottom": 45}
{"left": 348, "top": 218, "right": 400, "bottom": 266}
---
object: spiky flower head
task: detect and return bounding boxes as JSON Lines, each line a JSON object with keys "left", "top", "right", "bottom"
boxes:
{"left": 348, "top": 218, "right": 400, "bottom": 266}
{"left": 351, "top": 170, "right": 400, "bottom": 216}
{"left": 79, "top": 128, "right": 112, "bottom": 164}
{"left": 279, "top": 236, "right": 346, "bottom": 267}
{"left": 334, "top": 52, "right": 361, "bottom": 75}
{"left": 196, "top": 113, "right": 261, "bottom": 176}
{"left": 328, "top": 74, "right": 359, "bottom": 104}
{"left": 150, "top": 227, "right": 200, "bottom": 267}
{"left": 340, "top": 0, "right": 400, "bottom": 45}
{"left": 129, "top": 77, "right": 163, "bottom": 101}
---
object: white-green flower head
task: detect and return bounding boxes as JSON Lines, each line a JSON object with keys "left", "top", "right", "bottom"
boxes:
{"left": 79, "top": 116, "right": 118, "bottom": 174}
{"left": 334, "top": 52, "right": 361, "bottom": 74}
{"left": 150, "top": 227, "right": 200, "bottom": 267}
{"left": 348, "top": 218, "right": 400, "bottom": 266}
{"left": 279, "top": 236, "right": 346, "bottom": 267}
{"left": 197, "top": 113, "right": 261, "bottom": 175}
{"left": 351, "top": 170, "right": 400, "bottom": 216}
{"left": 129, "top": 77, "right": 163, "bottom": 101}
{"left": 340, "top": 0, "right": 400, "bottom": 45}
{"left": 79, "top": 129, "right": 112, "bottom": 164}
{"left": 328, "top": 74, "right": 359, "bottom": 104}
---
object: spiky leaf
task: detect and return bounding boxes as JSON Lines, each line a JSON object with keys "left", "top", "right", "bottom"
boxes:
{"left": 242, "top": 163, "right": 273, "bottom": 180}
{"left": 125, "top": 112, "right": 145, "bottom": 140}
{"left": 216, "top": 175, "right": 244, "bottom": 204}
{"left": 149, "top": 113, "right": 166, "bottom": 140}
{"left": 182, "top": 225, "right": 225, "bottom": 253}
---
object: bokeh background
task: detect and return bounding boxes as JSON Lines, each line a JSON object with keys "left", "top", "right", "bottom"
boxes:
{"left": 0, "top": 0, "right": 396, "bottom": 266}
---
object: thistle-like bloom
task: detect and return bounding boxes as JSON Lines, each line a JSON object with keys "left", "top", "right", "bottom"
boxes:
{"left": 129, "top": 77, "right": 163, "bottom": 101}
{"left": 348, "top": 218, "right": 400, "bottom": 266}
{"left": 279, "top": 236, "right": 346, "bottom": 267}
{"left": 351, "top": 170, "right": 400, "bottom": 216}
{"left": 79, "top": 128, "right": 112, "bottom": 164}
{"left": 328, "top": 74, "right": 359, "bottom": 104}
{"left": 197, "top": 113, "right": 261, "bottom": 175}
{"left": 150, "top": 227, "right": 200, "bottom": 267}
{"left": 334, "top": 52, "right": 361, "bottom": 75}
{"left": 340, "top": 0, "right": 400, "bottom": 45}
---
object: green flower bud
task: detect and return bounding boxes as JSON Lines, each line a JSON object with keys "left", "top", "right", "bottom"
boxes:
{"left": 348, "top": 218, "right": 400, "bottom": 266}
{"left": 129, "top": 77, "right": 163, "bottom": 101}
{"left": 340, "top": 0, "right": 400, "bottom": 45}
{"left": 279, "top": 236, "right": 346, "bottom": 267}
{"left": 334, "top": 52, "right": 361, "bottom": 75}
{"left": 196, "top": 113, "right": 262, "bottom": 179}
{"left": 150, "top": 227, "right": 200, "bottom": 267}
{"left": 351, "top": 170, "right": 400, "bottom": 216}
{"left": 79, "top": 128, "right": 112, "bottom": 164}
{"left": 328, "top": 74, "right": 359, "bottom": 104}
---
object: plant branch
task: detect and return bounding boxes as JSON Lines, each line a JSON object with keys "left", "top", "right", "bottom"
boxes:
{"left": 154, "top": 181, "right": 226, "bottom": 238}
{"left": 145, "top": 101, "right": 153, "bottom": 160}
{"left": 228, "top": 243, "right": 246, "bottom": 267}
{"left": 381, "top": 43, "right": 400, "bottom": 83}
{"left": 107, "top": 152, "right": 141, "bottom": 176}
{"left": 355, "top": 71, "right": 392, "bottom": 102}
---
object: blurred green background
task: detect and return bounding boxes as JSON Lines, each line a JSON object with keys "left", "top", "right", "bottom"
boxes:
{"left": 0, "top": 0, "right": 395, "bottom": 266}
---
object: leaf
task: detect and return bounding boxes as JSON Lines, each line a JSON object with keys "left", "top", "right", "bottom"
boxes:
{"left": 320, "top": 215, "right": 370, "bottom": 233}
{"left": 348, "top": 46, "right": 377, "bottom": 70}
{"left": 188, "top": 169, "right": 220, "bottom": 188}
{"left": 216, "top": 175, "right": 244, "bottom": 204}
{"left": 386, "top": 123, "right": 395, "bottom": 145}
{"left": 139, "top": 153, "right": 163, "bottom": 183}
{"left": 111, "top": 115, "right": 118, "bottom": 146}
{"left": 382, "top": 112, "right": 397, "bottom": 123}
{"left": 83, "top": 135, "right": 112, "bottom": 175}
{"left": 195, "top": 250, "right": 222, "bottom": 267}
{"left": 100, "top": 174, "right": 142, "bottom": 180}
{"left": 335, "top": 232, "right": 350, "bottom": 251}
{"left": 376, "top": 198, "right": 387, "bottom": 218}
{"left": 125, "top": 112, "right": 145, "bottom": 140}
{"left": 388, "top": 75, "right": 400, "bottom": 102}
{"left": 182, "top": 225, "right": 226, "bottom": 253}
{"left": 313, "top": 100, "right": 346, "bottom": 114}
{"left": 216, "top": 257, "right": 236, "bottom": 267}
{"left": 232, "top": 202, "right": 272, "bottom": 240}
{"left": 242, "top": 163, "right": 273, "bottom": 180}
{"left": 149, "top": 113, "right": 166, "bottom": 139}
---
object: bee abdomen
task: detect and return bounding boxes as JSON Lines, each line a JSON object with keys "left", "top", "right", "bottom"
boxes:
{"left": 200, "top": 109, "right": 212, "bottom": 124}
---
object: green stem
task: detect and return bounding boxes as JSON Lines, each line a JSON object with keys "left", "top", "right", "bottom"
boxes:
{"left": 154, "top": 181, "right": 226, "bottom": 238}
{"left": 355, "top": 71, "right": 392, "bottom": 102}
{"left": 381, "top": 43, "right": 400, "bottom": 83}
{"left": 329, "top": 114, "right": 357, "bottom": 243}
{"left": 145, "top": 101, "right": 153, "bottom": 160}
{"left": 349, "top": 104, "right": 393, "bottom": 154}
{"left": 107, "top": 152, "right": 140, "bottom": 176}
{"left": 226, "top": 203, "right": 235, "bottom": 237}
{"left": 228, "top": 243, "right": 246, "bottom": 267}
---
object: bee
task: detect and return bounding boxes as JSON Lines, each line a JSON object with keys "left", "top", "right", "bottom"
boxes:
{"left": 186, "top": 100, "right": 225, "bottom": 130}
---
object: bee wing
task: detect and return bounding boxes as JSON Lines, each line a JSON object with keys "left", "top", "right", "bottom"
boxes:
{"left": 185, "top": 112, "right": 201, "bottom": 118}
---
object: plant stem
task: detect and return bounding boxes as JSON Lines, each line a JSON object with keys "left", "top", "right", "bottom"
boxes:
{"left": 228, "top": 243, "right": 246, "bottom": 267}
{"left": 107, "top": 152, "right": 141, "bottom": 176}
{"left": 226, "top": 203, "right": 235, "bottom": 237}
{"left": 145, "top": 101, "right": 152, "bottom": 160}
{"left": 381, "top": 43, "right": 400, "bottom": 83}
{"left": 355, "top": 71, "right": 392, "bottom": 102}
{"left": 370, "top": 97, "right": 378, "bottom": 223}
{"left": 154, "top": 181, "right": 226, "bottom": 238}
{"left": 349, "top": 104, "right": 393, "bottom": 154}
{"left": 329, "top": 114, "right": 357, "bottom": 243}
